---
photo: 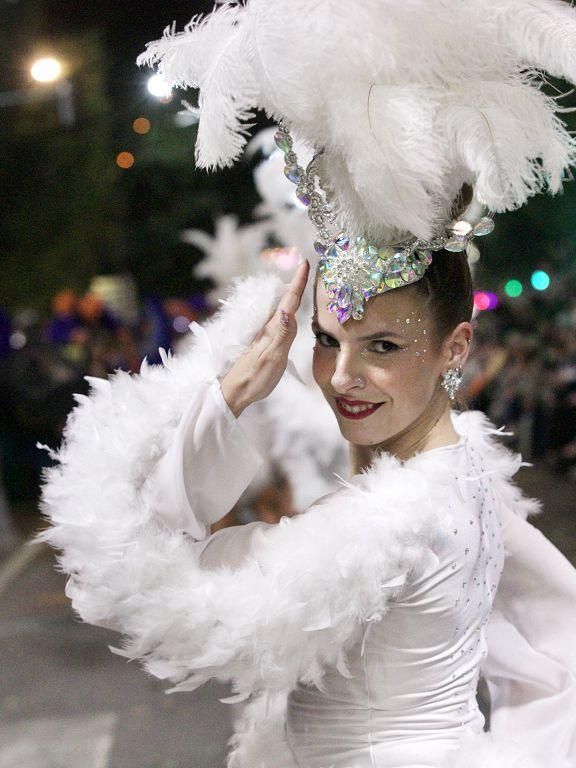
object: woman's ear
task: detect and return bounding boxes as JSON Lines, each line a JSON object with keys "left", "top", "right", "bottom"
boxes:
{"left": 443, "top": 321, "right": 472, "bottom": 370}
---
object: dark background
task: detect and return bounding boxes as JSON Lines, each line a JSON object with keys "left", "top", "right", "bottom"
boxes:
{"left": 1, "top": 0, "right": 261, "bottom": 310}
{"left": 1, "top": 0, "right": 576, "bottom": 314}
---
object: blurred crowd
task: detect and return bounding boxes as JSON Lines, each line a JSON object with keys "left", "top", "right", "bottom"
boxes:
{"left": 0, "top": 285, "right": 210, "bottom": 552}
{"left": 0, "top": 280, "right": 575, "bottom": 556}
{"left": 465, "top": 294, "right": 576, "bottom": 474}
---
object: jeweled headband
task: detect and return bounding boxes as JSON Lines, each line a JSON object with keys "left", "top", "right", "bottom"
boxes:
{"left": 139, "top": 0, "right": 576, "bottom": 325}
{"left": 274, "top": 123, "right": 494, "bottom": 323}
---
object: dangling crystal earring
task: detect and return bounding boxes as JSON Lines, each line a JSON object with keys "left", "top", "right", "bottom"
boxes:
{"left": 441, "top": 366, "right": 463, "bottom": 401}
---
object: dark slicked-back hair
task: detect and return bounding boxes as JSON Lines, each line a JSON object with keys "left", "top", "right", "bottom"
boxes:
{"left": 412, "top": 250, "right": 474, "bottom": 348}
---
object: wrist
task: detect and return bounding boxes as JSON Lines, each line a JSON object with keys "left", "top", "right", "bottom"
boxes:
{"left": 220, "top": 375, "right": 249, "bottom": 418}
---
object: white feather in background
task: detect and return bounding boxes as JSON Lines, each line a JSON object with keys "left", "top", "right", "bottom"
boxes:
{"left": 181, "top": 215, "right": 270, "bottom": 304}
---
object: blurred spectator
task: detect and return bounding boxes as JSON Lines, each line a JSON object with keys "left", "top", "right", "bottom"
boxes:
{"left": 47, "top": 289, "right": 80, "bottom": 345}
{"left": 0, "top": 282, "right": 212, "bottom": 513}
{"left": 466, "top": 292, "right": 576, "bottom": 476}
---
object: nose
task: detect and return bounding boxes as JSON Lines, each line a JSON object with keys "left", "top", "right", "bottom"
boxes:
{"left": 330, "top": 350, "right": 366, "bottom": 394}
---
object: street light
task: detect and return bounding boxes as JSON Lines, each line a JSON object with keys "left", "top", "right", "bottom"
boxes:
{"left": 30, "top": 57, "right": 63, "bottom": 83}
{"left": 0, "top": 55, "right": 74, "bottom": 126}
{"left": 147, "top": 74, "right": 172, "bottom": 100}
{"left": 28, "top": 55, "right": 75, "bottom": 127}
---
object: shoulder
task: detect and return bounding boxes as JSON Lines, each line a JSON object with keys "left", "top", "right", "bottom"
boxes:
{"left": 289, "top": 448, "right": 454, "bottom": 561}
{"left": 451, "top": 410, "right": 540, "bottom": 521}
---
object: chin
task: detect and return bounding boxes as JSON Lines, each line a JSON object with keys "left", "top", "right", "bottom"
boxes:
{"left": 345, "top": 432, "right": 390, "bottom": 447}
{"left": 335, "top": 417, "right": 392, "bottom": 447}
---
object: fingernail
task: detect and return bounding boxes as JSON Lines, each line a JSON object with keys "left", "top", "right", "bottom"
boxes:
{"left": 297, "top": 256, "right": 307, "bottom": 266}
{"left": 280, "top": 310, "right": 290, "bottom": 327}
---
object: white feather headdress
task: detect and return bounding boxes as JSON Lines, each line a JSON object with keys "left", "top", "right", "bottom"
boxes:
{"left": 139, "top": 0, "right": 576, "bottom": 245}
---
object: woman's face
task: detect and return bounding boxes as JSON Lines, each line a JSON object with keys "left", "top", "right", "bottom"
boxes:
{"left": 312, "top": 280, "right": 464, "bottom": 447}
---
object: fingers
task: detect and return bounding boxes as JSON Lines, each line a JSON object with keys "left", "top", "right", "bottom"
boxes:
{"left": 272, "top": 260, "right": 309, "bottom": 345}
{"left": 256, "top": 259, "right": 310, "bottom": 348}
{"left": 277, "top": 260, "right": 310, "bottom": 318}
{"left": 276, "top": 308, "right": 294, "bottom": 341}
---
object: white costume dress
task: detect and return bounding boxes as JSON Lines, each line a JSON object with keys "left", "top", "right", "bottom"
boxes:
{"left": 41, "top": 275, "right": 576, "bottom": 768}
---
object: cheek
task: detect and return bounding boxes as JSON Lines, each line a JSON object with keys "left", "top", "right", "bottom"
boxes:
{"left": 400, "top": 355, "right": 441, "bottom": 400}
{"left": 312, "top": 347, "right": 334, "bottom": 389}
{"left": 368, "top": 353, "right": 437, "bottom": 400}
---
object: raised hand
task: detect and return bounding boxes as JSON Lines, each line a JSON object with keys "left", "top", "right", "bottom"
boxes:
{"left": 220, "top": 260, "right": 310, "bottom": 417}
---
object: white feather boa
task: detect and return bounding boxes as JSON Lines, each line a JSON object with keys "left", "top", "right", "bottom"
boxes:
{"left": 40, "top": 274, "right": 533, "bottom": 701}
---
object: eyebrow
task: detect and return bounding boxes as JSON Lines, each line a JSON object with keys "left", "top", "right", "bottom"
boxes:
{"left": 311, "top": 321, "right": 406, "bottom": 341}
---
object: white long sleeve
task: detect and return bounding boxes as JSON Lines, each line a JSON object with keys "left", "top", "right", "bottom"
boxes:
{"left": 146, "top": 379, "right": 264, "bottom": 539}
{"left": 484, "top": 507, "right": 576, "bottom": 764}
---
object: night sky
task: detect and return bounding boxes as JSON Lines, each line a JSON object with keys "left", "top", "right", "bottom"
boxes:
{"left": 42, "top": 1, "right": 216, "bottom": 89}
{"left": 0, "top": 0, "right": 262, "bottom": 308}
{"left": 45, "top": 1, "right": 214, "bottom": 61}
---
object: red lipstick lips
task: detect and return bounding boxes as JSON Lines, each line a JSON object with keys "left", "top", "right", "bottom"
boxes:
{"left": 335, "top": 398, "right": 384, "bottom": 420}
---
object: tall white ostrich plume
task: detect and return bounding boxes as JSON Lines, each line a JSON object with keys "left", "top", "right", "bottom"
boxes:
{"left": 139, "top": 0, "right": 576, "bottom": 244}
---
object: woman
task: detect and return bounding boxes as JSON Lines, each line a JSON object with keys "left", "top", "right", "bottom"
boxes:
{"left": 42, "top": 251, "right": 576, "bottom": 768}
{"left": 43, "top": 1, "right": 576, "bottom": 765}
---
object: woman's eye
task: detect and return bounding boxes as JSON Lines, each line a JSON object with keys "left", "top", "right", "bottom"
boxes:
{"left": 368, "top": 340, "right": 400, "bottom": 354}
{"left": 314, "top": 332, "right": 339, "bottom": 348}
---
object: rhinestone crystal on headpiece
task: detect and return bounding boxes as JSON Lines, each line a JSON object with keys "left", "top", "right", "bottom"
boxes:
{"left": 274, "top": 123, "right": 495, "bottom": 323}
{"left": 318, "top": 235, "right": 433, "bottom": 323}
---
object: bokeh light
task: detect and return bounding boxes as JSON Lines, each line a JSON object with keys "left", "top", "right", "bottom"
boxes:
{"left": 147, "top": 74, "right": 172, "bottom": 99}
{"left": 9, "top": 331, "right": 26, "bottom": 350}
{"left": 473, "top": 291, "right": 499, "bottom": 311}
{"left": 504, "top": 279, "right": 523, "bottom": 298}
{"left": 31, "top": 57, "right": 63, "bottom": 83}
{"left": 133, "top": 117, "right": 151, "bottom": 135}
{"left": 261, "top": 246, "right": 301, "bottom": 271}
{"left": 474, "top": 291, "right": 491, "bottom": 311}
{"left": 486, "top": 291, "right": 499, "bottom": 310}
{"left": 116, "top": 151, "right": 135, "bottom": 169}
{"left": 173, "top": 316, "right": 191, "bottom": 334}
{"left": 531, "top": 270, "right": 550, "bottom": 291}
